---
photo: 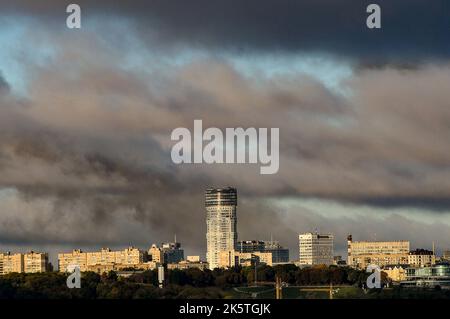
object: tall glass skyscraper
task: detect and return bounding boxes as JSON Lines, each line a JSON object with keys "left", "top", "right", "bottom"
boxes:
{"left": 205, "top": 187, "right": 238, "bottom": 270}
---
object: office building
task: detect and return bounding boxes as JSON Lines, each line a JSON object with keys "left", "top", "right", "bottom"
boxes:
{"left": 206, "top": 187, "right": 238, "bottom": 270}
{"left": 347, "top": 235, "right": 410, "bottom": 269}
{"left": 333, "top": 255, "right": 346, "bottom": 266}
{"left": 403, "top": 264, "right": 450, "bottom": 288}
{"left": 0, "top": 251, "right": 49, "bottom": 275}
{"left": 299, "top": 232, "right": 334, "bottom": 266}
{"left": 167, "top": 260, "right": 209, "bottom": 271}
{"left": 237, "top": 240, "right": 289, "bottom": 263}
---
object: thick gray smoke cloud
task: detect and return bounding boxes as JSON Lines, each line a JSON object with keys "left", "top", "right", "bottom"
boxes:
{"left": 0, "top": 5, "right": 449, "bottom": 260}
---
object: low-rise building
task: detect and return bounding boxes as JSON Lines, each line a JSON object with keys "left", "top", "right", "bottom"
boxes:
{"left": 218, "top": 250, "right": 273, "bottom": 268}
{"left": 333, "top": 255, "right": 347, "bottom": 266}
{"left": 24, "top": 252, "right": 49, "bottom": 273}
{"left": 148, "top": 242, "right": 184, "bottom": 264}
{"left": 167, "top": 260, "right": 209, "bottom": 271}
{"left": 382, "top": 265, "right": 407, "bottom": 282}
{"left": 86, "top": 261, "right": 158, "bottom": 274}
{"left": 186, "top": 256, "right": 201, "bottom": 262}
{"left": 58, "top": 249, "right": 88, "bottom": 272}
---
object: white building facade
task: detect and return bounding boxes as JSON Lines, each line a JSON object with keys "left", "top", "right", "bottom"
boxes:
{"left": 299, "top": 232, "right": 334, "bottom": 266}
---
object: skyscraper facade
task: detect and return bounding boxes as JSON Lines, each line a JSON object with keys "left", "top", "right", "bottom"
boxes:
{"left": 205, "top": 187, "right": 238, "bottom": 270}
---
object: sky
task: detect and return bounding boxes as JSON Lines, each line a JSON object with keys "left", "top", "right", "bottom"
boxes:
{"left": 0, "top": 1, "right": 450, "bottom": 266}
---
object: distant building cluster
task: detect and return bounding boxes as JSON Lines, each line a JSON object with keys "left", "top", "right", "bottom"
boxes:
{"left": 1, "top": 186, "right": 449, "bottom": 290}
{"left": 205, "top": 187, "right": 290, "bottom": 269}
{"left": 57, "top": 242, "right": 203, "bottom": 274}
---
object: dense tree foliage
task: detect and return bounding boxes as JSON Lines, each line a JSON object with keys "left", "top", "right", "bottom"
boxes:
{"left": 0, "top": 265, "right": 445, "bottom": 299}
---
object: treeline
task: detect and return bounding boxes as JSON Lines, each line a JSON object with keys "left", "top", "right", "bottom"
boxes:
{"left": 0, "top": 265, "right": 369, "bottom": 299}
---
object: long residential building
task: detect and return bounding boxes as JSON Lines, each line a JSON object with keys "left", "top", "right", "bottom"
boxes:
{"left": 206, "top": 187, "right": 238, "bottom": 270}
{"left": 299, "top": 232, "right": 334, "bottom": 266}
{"left": 408, "top": 249, "right": 435, "bottom": 267}
{"left": 58, "top": 247, "right": 146, "bottom": 272}
{"left": 347, "top": 235, "right": 410, "bottom": 269}
{"left": 237, "top": 240, "right": 289, "bottom": 264}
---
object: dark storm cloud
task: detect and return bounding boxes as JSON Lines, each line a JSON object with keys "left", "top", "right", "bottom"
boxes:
{"left": 3, "top": 0, "right": 450, "bottom": 62}
{"left": 1, "top": 3, "right": 450, "bottom": 255}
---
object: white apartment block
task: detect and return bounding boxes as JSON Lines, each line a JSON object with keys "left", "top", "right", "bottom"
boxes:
{"left": 299, "top": 232, "right": 334, "bottom": 266}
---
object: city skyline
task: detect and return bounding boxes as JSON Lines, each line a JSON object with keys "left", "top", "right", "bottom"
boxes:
{"left": 1, "top": 1, "right": 450, "bottom": 268}
{"left": 1, "top": 186, "right": 447, "bottom": 269}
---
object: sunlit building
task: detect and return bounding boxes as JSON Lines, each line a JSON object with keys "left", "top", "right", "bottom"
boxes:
{"left": 218, "top": 250, "right": 273, "bottom": 268}
{"left": 0, "top": 252, "right": 24, "bottom": 274}
{"left": 347, "top": 235, "right": 410, "bottom": 269}
{"left": 408, "top": 249, "right": 435, "bottom": 267}
{"left": 299, "top": 232, "right": 334, "bottom": 266}
{"left": 24, "top": 251, "right": 50, "bottom": 273}
{"left": 206, "top": 187, "right": 238, "bottom": 270}
{"left": 167, "top": 260, "right": 209, "bottom": 271}
{"left": 0, "top": 251, "right": 49, "bottom": 274}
